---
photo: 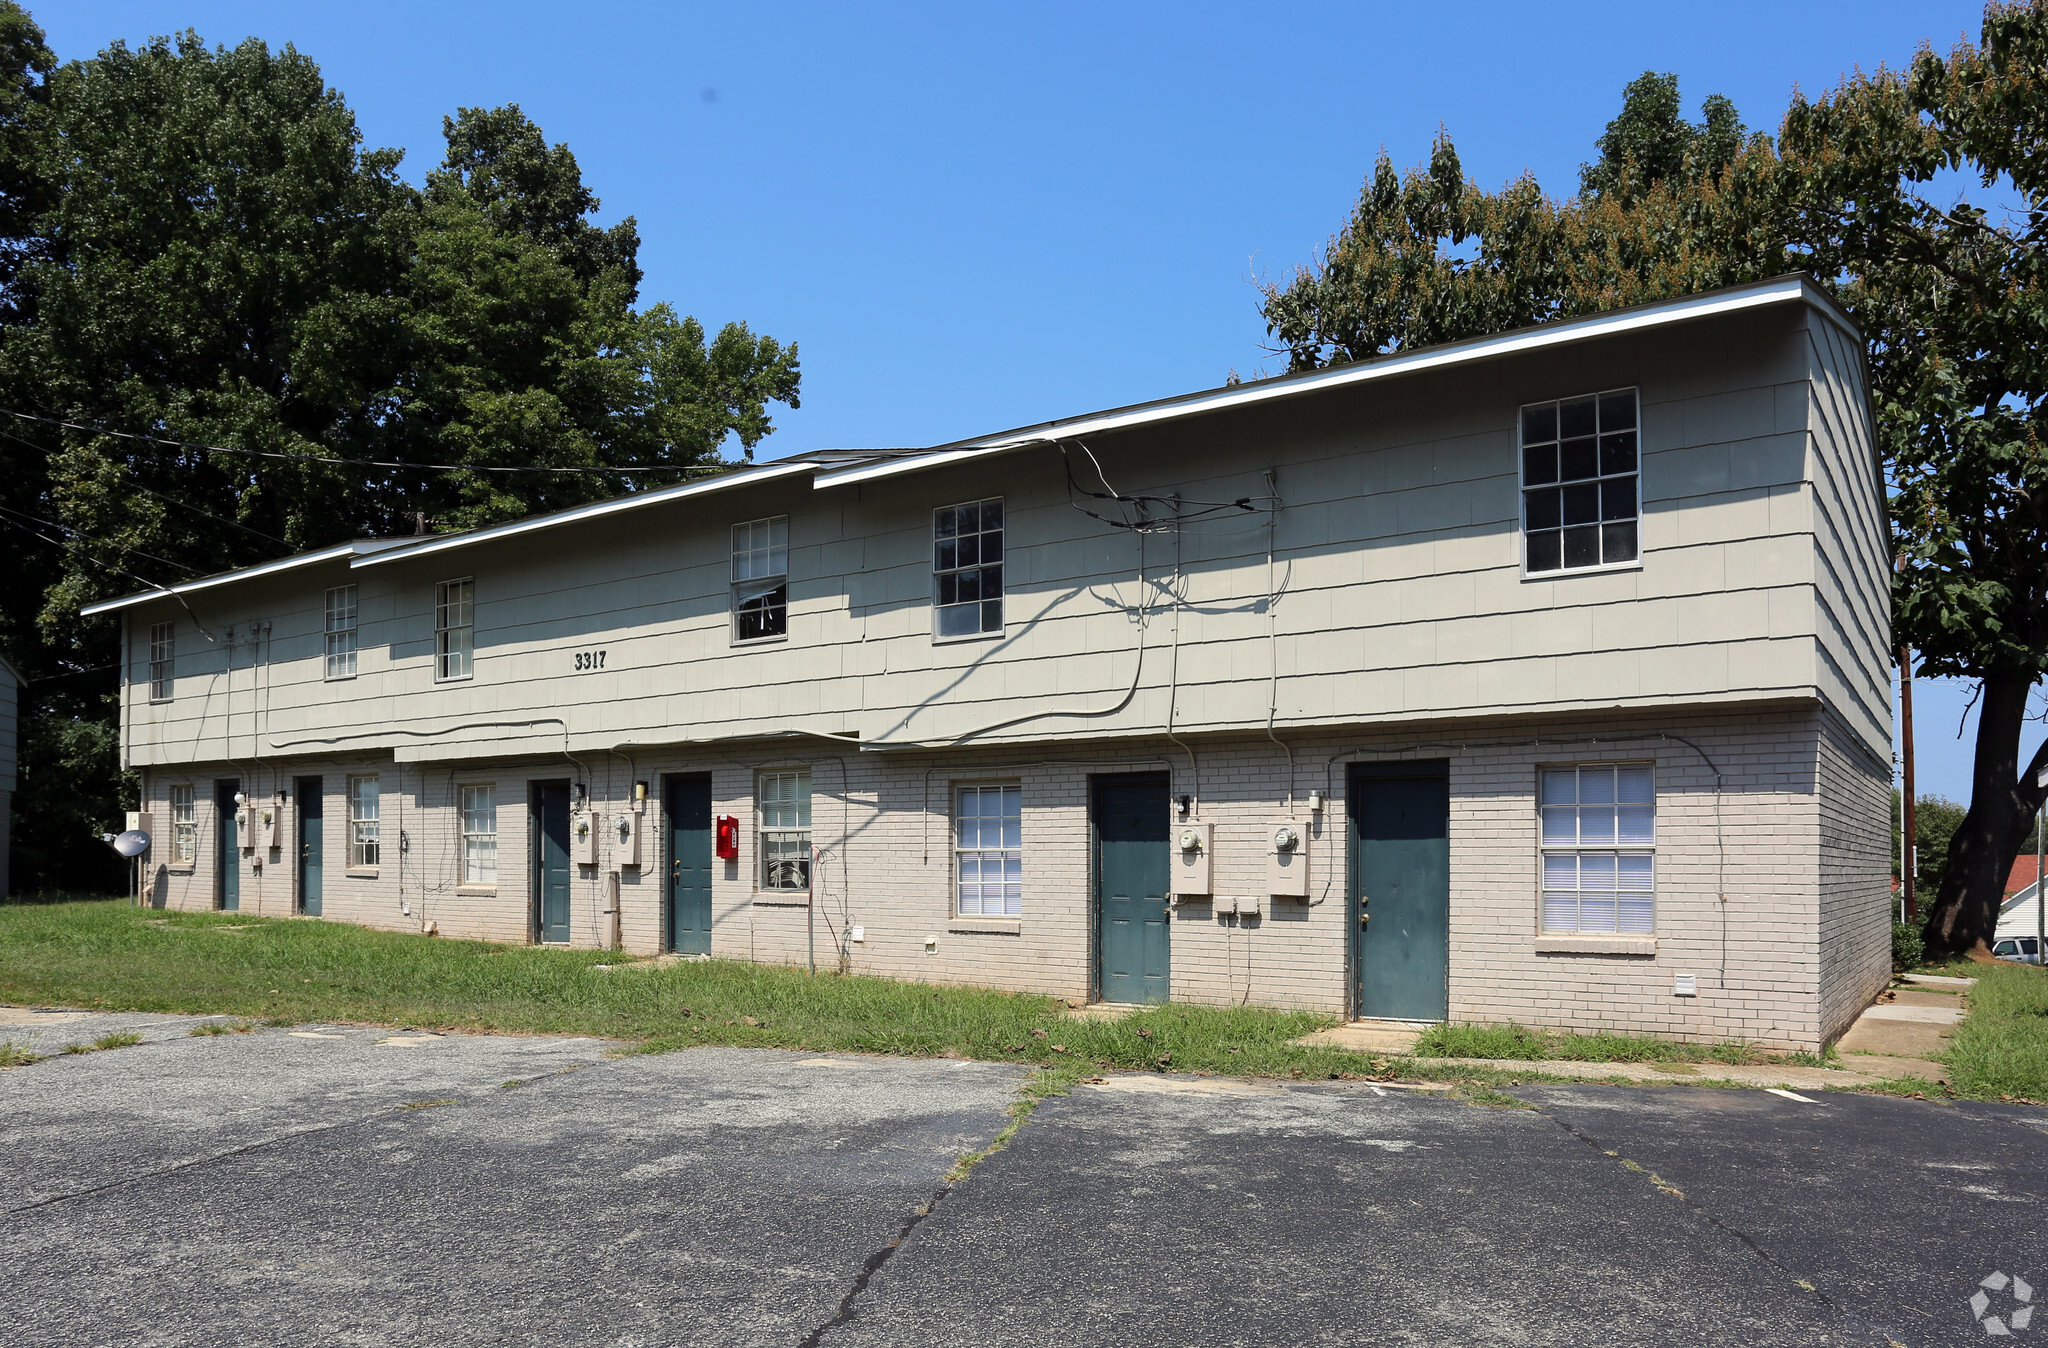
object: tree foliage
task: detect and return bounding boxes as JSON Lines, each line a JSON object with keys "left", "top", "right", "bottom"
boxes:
{"left": 1262, "top": 2, "right": 2048, "bottom": 958}
{"left": 0, "top": 9, "right": 799, "bottom": 891}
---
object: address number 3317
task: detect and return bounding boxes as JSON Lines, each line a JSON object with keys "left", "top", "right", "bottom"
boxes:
{"left": 573, "top": 650, "right": 608, "bottom": 671}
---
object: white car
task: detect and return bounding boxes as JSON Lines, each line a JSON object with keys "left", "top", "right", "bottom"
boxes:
{"left": 1992, "top": 935, "right": 2043, "bottom": 965}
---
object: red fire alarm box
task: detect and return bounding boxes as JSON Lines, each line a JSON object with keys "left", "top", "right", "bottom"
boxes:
{"left": 714, "top": 815, "right": 739, "bottom": 860}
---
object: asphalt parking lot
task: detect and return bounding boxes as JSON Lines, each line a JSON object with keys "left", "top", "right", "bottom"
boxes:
{"left": 4, "top": 1008, "right": 2043, "bottom": 1348}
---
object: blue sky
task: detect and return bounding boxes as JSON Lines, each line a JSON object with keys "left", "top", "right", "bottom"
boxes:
{"left": 35, "top": 1, "right": 2010, "bottom": 799}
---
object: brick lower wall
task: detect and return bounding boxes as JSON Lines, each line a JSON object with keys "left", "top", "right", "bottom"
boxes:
{"left": 137, "top": 701, "right": 1878, "bottom": 1050}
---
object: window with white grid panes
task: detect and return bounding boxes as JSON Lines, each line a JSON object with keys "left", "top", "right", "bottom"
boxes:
{"left": 435, "top": 579, "right": 473, "bottom": 681}
{"left": 955, "top": 784, "right": 1021, "bottom": 916}
{"left": 148, "top": 621, "right": 174, "bottom": 701}
{"left": 757, "top": 769, "right": 811, "bottom": 891}
{"left": 1521, "top": 388, "right": 1639, "bottom": 573}
{"left": 348, "top": 775, "right": 381, "bottom": 868}
{"left": 933, "top": 499, "right": 1003, "bottom": 638}
{"left": 170, "top": 784, "right": 195, "bottom": 864}
{"left": 325, "top": 585, "right": 358, "bottom": 680}
{"left": 731, "top": 517, "right": 789, "bottom": 642}
{"left": 460, "top": 784, "right": 496, "bottom": 886}
{"left": 1539, "top": 763, "right": 1655, "bottom": 934}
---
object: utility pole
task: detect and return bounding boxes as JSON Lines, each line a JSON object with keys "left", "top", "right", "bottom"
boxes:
{"left": 1901, "top": 645, "right": 1917, "bottom": 926}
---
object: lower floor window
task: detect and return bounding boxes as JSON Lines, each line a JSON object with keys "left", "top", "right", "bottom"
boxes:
{"left": 348, "top": 775, "right": 381, "bottom": 868}
{"left": 758, "top": 769, "right": 811, "bottom": 891}
{"left": 1539, "top": 763, "right": 1655, "bottom": 934}
{"left": 460, "top": 784, "right": 496, "bottom": 886}
{"left": 955, "top": 784, "right": 1021, "bottom": 916}
{"left": 170, "top": 785, "right": 196, "bottom": 864}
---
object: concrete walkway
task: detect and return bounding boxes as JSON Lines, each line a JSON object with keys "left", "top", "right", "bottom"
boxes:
{"left": 1299, "top": 974, "right": 1977, "bottom": 1091}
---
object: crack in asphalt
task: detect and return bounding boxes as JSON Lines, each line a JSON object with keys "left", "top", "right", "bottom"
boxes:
{"left": 794, "top": 1182, "right": 955, "bottom": 1348}
{"left": 1524, "top": 1099, "right": 1907, "bottom": 1347}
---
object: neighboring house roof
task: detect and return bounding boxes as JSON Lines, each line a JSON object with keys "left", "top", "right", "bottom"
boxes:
{"left": 77, "top": 272, "right": 1862, "bottom": 613}
{"left": 2008, "top": 855, "right": 2043, "bottom": 897}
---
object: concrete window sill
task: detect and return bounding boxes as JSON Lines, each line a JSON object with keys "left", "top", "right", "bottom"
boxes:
{"left": 1533, "top": 936, "right": 1657, "bottom": 956}
{"left": 455, "top": 885, "right": 497, "bottom": 897}
{"left": 345, "top": 868, "right": 379, "bottom": 880}
{"left": 752, "top": 894, "right": 811, "bottom": 907}
{"left": 949, "top": 918, "right": 1022, "bottom": 935}
{"left": 166, "top": 866, "right": 195, "bottom": 876}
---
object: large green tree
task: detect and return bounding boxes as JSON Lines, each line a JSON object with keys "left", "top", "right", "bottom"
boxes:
{"left": 0, "top": 12, "right": 799, "bottom": 891}
{"left": 1262, "top": 3, "right": 2048, "bottom": 960}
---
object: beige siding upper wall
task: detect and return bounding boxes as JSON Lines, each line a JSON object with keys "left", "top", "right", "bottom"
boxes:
{"left": 1801, "top": 311, "right": 1893, "bottom": 761}
{"left": 119, "top": 301, "right": 1887, "bottom": 768}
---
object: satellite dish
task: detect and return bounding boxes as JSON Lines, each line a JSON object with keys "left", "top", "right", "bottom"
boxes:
{"left": 111, "top": 829, "right": 151, "bottom": 858}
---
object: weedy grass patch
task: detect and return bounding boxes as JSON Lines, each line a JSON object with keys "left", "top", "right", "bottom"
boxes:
{"left": 1412, "top": 1021, "right": 1772, "bottom": 1066}
{"left": 1943, "top": 962, "right": 2048, "bottom": 1102}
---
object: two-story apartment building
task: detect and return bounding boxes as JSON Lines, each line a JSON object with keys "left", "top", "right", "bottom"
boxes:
{"left": 86, "top": 275, "right": 1892, "bottom": 1050}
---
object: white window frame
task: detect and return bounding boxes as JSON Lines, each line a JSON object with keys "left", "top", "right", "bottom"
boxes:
{"left": 757, "top": 769, "right": 811, "bottom": 892}
{"left": 954, "top": 782, "right": 1022, "bottom": 917}
{"left": 170, "top": 784, "right": 196, "bottom": 865}
{"left": 459, "top": 783, "right": 497, "bottom": 887}
{"left": 348, "top": 774, "right": 381, "bottom": 869}
{"left": 932, "top": 498, "right": 1004, "bottom": 640}
{"left": 731, "top": 517, "right": 789, "bottom": 644}
{"left": 325, "top": 585, "right": 359, "bottom": 680}
{"left": 1519, "top": 387, "right": 1642, "bottom": 578}
{"left": 1538, "top": 762, "right": 1656, "bottom": 935}
{"left": 435, "top": 578, "right": 474, "bottom": 681}
{"left": 148, "top": 621, "right": 175, "bottom": 702}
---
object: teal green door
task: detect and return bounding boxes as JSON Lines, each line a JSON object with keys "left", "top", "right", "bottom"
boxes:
{"left": 665, "top": 775, "right": 713, "bottom": 955}
{"left": 215, "top": 779, "right": 240, "bottom": 912}
{"left": 296, "top": 777, "right": 323, "bottom": 916}
{"left": 1352, "top": 765, "right": 1450, "bottom": 1020}
{"left": 1095, "top": 775, "right": 1170, "bottom": 1004}
{"left": 535, "top": 781, "right": 572, "bottom": 943}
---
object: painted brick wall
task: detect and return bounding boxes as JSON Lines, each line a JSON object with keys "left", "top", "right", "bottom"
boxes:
{"left": 139, "top": 701, "right": 1869, "bottom": 1050}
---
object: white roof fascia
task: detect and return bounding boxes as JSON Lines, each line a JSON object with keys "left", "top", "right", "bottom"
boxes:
{"left": 78, "top": 541, "right": 406, "bottom": 617}
{"left": 813, "top": 275, "right": 1821, "bottom": 492}
{"left": 349, "top": 459, "right": 822, "bottom": 570}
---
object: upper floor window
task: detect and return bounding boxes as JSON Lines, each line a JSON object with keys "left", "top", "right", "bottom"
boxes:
{"left": 955, "top": 783, "right": 1022, "bottom": 916}
{"left": 148, "top": 621, "right": 174, "bottom": 702}
{"left": 934, "top": 498, "right": 1003, "bottom": 639}
{"left": 757, "top": 769, "right": 811, "bottom": 892}
{"left": 1539, "top": 763, "right": 1655, "bottom": 935}
{"left": 348, "top": 774, "right": 381, "bottom": 868}
{"left": 325, "top": 585, "right": 359, "bottom": 680}
{"left": 460, "top": 784, "right": 497, "bottom": 886}
{"left": 435, "top": 579, "right": 473, "bottom": 681}
{"left": 169, "top": 784, "right": 195, "bottom": 864}
{"left": 1521, "top": 389, "right": 1639, "bottom": 574}
{"left": 732, "top": 517, "right": 789, "bottom": 642}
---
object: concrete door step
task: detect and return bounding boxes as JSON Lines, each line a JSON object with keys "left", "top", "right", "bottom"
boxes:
{"left": 1296, "top": 1019, "right": 1429, "bottom": 1053}
{"left": 1065, "top": 1001, "right": 1145, "bottom": 1021}
{"left": 1900, "top": 972, "right": 1976, "bottom": 989}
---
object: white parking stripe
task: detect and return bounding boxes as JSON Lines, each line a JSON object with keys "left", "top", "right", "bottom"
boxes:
{"left": 1765, "top": 1088, "right": 1819, "bottom": 1103}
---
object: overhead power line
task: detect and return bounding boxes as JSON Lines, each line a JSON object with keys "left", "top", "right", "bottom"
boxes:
{"left": 0, "top": 406, "right": 733, "bottom": 478}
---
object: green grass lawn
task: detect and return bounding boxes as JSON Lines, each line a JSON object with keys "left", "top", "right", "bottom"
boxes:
{"left": 0, "top": 899, "right": 1435, "bottom": 1085}
{"left": 1944, "top": 961, "right": 2048, "bottom": 1101}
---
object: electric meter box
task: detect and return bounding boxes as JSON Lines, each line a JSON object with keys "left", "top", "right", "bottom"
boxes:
{"left": 257, "top": 804, "right": 281, "bottom": 851}
{"left": 1173, "top": 822, "right": 1213, "bottom": 897}
{"left": 1268, "top": 821, "right": 1308, "bottom": 897}
{"left": 614, "top": 811, "right": 641, "bottom": 868}
{"left": 572, "top": 811, "right": 600, "bottom": 866}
